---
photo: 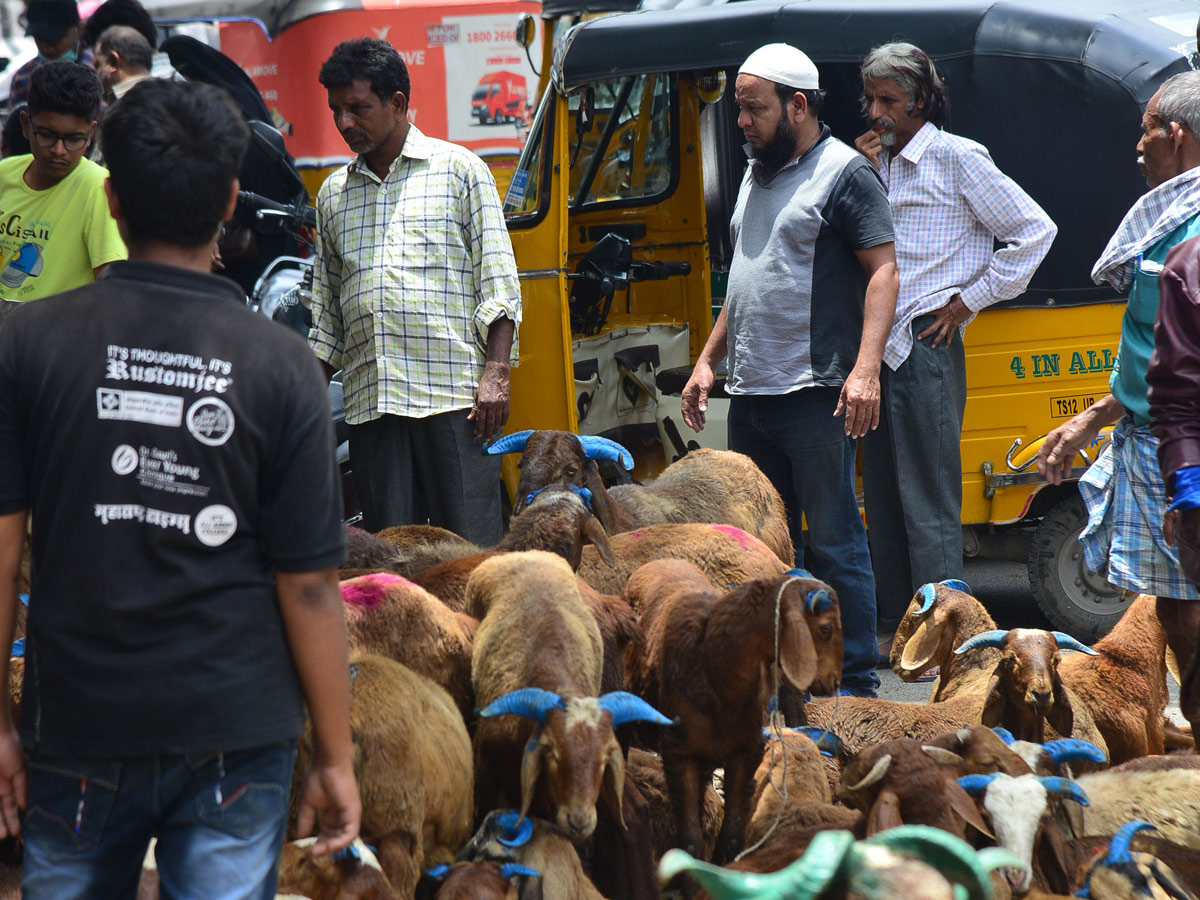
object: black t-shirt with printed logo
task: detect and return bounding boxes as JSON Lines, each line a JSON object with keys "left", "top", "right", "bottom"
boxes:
{"left": 0, "top": 261, "right": 345, "bottom": 757}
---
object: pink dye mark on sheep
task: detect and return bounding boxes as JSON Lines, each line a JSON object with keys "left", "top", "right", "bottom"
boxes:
{"left": 629, "top": 531, "right": 644, "bottom": 540}
{"left": 340, "top": 572, "right": 412, "bottom": 609}
{"left": 711, "top": 523, "right": 756, "bottom": 550}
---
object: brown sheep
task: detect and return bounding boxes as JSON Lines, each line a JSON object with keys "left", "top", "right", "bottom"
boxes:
{"left": 374, "top": 523, "right": 476, "bottom": 575}
{"left": 468, "top": 551, "right": 670, "bottom": 841}
{"left": 410, "top": 488, "right": 616, "bottom": 611}
{"left": 745, "top": 728, "right": 847, "bottom": 849}
{"left": 1057, "top": 594, "right": 1169, "bottom": 763}
{"left": 577, "top": 581, "right": 641, "bottom": 696}
{"left": 429, "top": 861, "right": 534, "bottom": 900}
{"left": 577, "top": 521, "right": 788, "bottom": 597}
{"left": 456, "top": 810, "right": 609, "bottom": 900}
{"left": 290, "top": 654, "right": 473, "bottom": 898}
{"left": 342, "top": 526, "right": 406, "bottom": 574}
{"left": 276, "top": 838, "right": 399, "bottom": 900}
{"left": 339, "top": 573, "right": 477, "bottom": 722}
{"left": 834, "top": 738, "right": 993, "bottom": 839}
{"left": 622, "top": 560, "right": 842, "bottom": 862}
{"left": 484, "top": 430, "right": 794, "bottom": 564}
{"left": 891, "top": 581, "right": 1001, "bottom": 702}
{"left": 625, "top": 747, "right": 723, "bottom": 863}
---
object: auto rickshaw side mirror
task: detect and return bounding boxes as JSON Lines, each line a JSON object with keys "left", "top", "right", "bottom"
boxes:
{"left": 515, "top": 13, "right": 536, "bottom": 49}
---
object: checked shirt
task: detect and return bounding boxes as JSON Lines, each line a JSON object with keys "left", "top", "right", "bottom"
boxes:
{"left": 879, "top": 122, "right": 1055, "bottom": 370}
{"left": 309, "top": 125, "right": 521, "bottom": 425}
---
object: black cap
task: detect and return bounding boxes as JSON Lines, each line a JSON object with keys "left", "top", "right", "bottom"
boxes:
{"left": 25, "top": 0, "right": 80, "bottom": 42}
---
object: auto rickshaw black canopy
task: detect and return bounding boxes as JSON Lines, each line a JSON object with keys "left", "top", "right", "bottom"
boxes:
{"left": 553, "top": 0, "right": 1200, "bottom": 304}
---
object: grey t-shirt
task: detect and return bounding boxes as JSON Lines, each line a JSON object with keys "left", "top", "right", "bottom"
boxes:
{"left": 725, "top": 126, "right": 894, "bottom": 395}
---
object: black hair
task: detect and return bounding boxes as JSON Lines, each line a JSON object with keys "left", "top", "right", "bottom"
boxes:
{"left": 319, "top": 37, "right": 410, "bottom": 104}
{"left": 27, "top": 61, "right": 103, "bottom": 121}
{"left": 101, "top": 79, "right": 249, "bottom": 247}
{"left": 2, "top": 105, "right": 30, "bottom": 157}
{"left": 773, "top": 81, "right": 825, "bottom": 120}
{"left": 97, "top": 25, "right": 153, "bottom": 71}
{"left": 81, "top": 0, "right": 157, "bottom": 49}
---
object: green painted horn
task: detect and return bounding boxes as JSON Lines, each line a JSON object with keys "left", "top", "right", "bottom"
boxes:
{"left": 865, "top": 825, "right": 1022, "bottom": 900}
{"left": 657, "top": 831, "right": 855, "bottom": 900}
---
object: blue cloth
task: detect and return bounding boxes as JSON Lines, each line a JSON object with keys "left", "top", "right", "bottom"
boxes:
{"left": 1169, "top": 466, "right": 1200, "bottom": 512}
{"left": 728, "top": 388, "right": 880, "bottom": 695}
{"left": 1078, "top": 416, "right": 1200, "bottom": 601}
{"left": 1110, "top": 216, "right": 1200, "bottom": 425}
{"left": 22, "top": 740, "right": 297, "bottom": 900}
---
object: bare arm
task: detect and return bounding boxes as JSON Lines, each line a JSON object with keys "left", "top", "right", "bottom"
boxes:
{"left": 469, "top": 316, "right": 514, "bottom": 441}
{"left": 836, "top": 242, "right": 898, "bottom": 438}
{"left": 276, "top": 567, "right": 360, "bottom": 856}
{"left": 0, "top": 511, "right": 26, "bottom": 838}
{"left": 681, "top": 302, "right": 730, "bottom": 432}
{"left": 1036, "top": 393, "right": 1124, "bottom": 485}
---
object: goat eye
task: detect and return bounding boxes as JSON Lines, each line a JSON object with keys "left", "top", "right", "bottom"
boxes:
{"left": 820, "top": 625, "right": 833, "bottom": 638}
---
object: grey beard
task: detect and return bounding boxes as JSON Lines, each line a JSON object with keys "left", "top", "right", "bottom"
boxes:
{"left": 879, "top": 130, "right": 896, "bottom": 148}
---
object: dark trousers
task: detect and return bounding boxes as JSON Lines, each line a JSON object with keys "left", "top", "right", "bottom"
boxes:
{"left": 862, "top": 314, "right": 968, "bottom": 629}
{"left": 728, "top": 387, "right": 880, "bottom": 694}
{"left": 348, "top": 409, "right": 503, "bottom": 544}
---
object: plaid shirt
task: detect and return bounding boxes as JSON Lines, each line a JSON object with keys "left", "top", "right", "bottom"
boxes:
{"left": 1092, "top": 166, "right": 1200, "bottom": 293}
{"left": 309, "top": 125, "right": 521, "bottom": 424}
{"left": 879, "top": 122, "right": 1056, "bottom": 369}
{"left": 8, "top": 46, "right": 96, "bottom": 106}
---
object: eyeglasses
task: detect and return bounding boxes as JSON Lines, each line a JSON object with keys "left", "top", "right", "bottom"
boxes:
{"left": 31, "top": 128, "right": 89, "bottom": 152}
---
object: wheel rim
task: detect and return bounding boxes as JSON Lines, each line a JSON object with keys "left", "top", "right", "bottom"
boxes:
{"left": 1055, "top": 522, "right": 1129, "bottom": 616}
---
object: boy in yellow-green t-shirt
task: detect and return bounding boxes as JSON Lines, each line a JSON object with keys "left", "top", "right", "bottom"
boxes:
{"left": 0, "top": 60, "right": 125, "bottom": 303}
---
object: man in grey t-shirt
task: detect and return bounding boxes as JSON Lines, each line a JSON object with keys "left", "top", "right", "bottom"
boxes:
{"left": 682, "top": 43, "right": 898, "bottom": 696}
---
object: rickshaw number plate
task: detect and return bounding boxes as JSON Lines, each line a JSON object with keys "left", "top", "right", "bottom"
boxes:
{"left": 1049, "top": 393, "right": 1098, "bottom": 419}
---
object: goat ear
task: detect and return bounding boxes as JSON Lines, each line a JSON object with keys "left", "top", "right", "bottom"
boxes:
{"left": 1036, "top": 822, "right": 1073, "bottom": 895}
{"left": 519, "top": 731, "right": 548, "bottom": 822}
{"left": 582, "top": 513, "right": 616, "bottom": 568}
{"left": 602, "top": 740, "right": 627, "bottom": 829}
{"left": 980, "top": 669, "right": 1006, "bottom": 728}
{"left": 1047, "top": 672, "right": 1074, "bottom": 737}
{"left": 778, "top": 598, "right": 818, "bottom": 692}
{"left": 866, "top": 787, "right": 903, "bottom": 836}
{"left": 582, "top": 462, "right": 617, "bottom": 534}
{"left": 899, "top": 617, "right": 941, "bottom": 675}
{"left": 948, "top": 782, "right": 995, "bottom": 839}
{"left": 518, "top": 872, "right": 546, "bottom": 900}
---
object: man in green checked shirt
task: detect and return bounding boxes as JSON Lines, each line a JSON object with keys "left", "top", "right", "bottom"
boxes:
{"left": 310, "top": 38, "right": 522, "bottom": 542}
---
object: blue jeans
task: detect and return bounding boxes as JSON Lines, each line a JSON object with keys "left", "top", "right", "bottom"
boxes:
{"left": 729, "top": 388, "right": 880, "bottom": 695}
{"left": 22, "top": 740, "right": 297, "bottom": 900}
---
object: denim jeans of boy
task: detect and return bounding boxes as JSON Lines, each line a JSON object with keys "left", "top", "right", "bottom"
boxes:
{"left": 729, "top": 388, "right": 880, "bottom": 695}
{"left": 22, "top": 739, "right": 297, "bottom": 900}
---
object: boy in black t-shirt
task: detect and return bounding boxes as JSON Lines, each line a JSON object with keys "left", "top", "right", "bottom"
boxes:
{"left": 0, "top": 80, "right": 359, "bottom": 899}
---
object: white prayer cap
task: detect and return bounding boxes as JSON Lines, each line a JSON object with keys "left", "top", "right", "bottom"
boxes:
{"left": 738, "top": 43, "right": 820, "bottom": 90}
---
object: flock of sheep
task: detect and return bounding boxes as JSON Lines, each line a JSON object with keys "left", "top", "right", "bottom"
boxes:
{"left": 18, "top": 429, "right": 1200, "bottom": 899}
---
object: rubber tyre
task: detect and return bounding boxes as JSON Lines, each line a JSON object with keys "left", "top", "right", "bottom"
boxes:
{"left": 1028, "top": 492, "right": 1132, "bottom": 642}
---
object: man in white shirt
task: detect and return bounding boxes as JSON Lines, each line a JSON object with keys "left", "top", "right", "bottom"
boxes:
{"left": 854, "top": 43, "right": 1057, "bottom": 641}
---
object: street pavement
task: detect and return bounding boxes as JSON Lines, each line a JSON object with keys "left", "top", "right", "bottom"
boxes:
{"left": 877, "top": 557, "right": 1183, "bottom": 723}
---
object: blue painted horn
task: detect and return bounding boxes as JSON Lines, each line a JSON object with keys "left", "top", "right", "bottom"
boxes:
{"left": 1104, "top": 820, "right": 1157, "bottom": 865}
{"left": 332, "top": 843, "right": 361, "bottom": 863}
{"left": 17, "top": 594, "right": 28, "bottom": 607}
{"left": 483, "top": 429, "right": 534, "bottom": 456}
{"left": 478, "top": 688, "right": 565, "bottom": 724}
{"left": 805, "top": 587, "right": 834, "bottom": 614}
{"left": 577, "top": 435, "right": 634, "bottom": 470}
{"left": 991, "top": 727, "right": 1015, "bottom": 744}
{"left": 426, "top": 864, "right": 450, "bottom": 879}
{"left": 957, "top": 773, "right": 1001, "bottom": 795}
{"left": 598, "top": 691, "right": 674, "bottom": 726}
{"left": 915, "top": 583, "right": 939, "bottom": 615}
{"left": 786, "top": 567, "right": 816, "bottom": 580}
{"left": 10, "top": 637, "right": 23, "bottom": 659}
{"left": 494, "top": 810, "right": 535, "bottom": 847}
{"left": 1038, "top": 776, "right": 1090, "bottom": 806}
{"left": 1051, "top": 632, "right": 1100, "bottom": 655}
{"left": 793, "top": 726, "right": 844, "bottom": 757}
{"left": 954, "top": 630, "right": 1010, "bottom": 655}
{"left": 1043, "top": 739, "right": 1107, "bottom": 765}
{"left": 500, "top": 863, "right": 541, "bottom": 879}
{"left": 940, "top": 579, "right": 971, "bottom": 593}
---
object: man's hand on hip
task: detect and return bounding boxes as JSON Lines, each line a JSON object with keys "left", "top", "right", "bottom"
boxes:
{"left": 835, "top": 365, "right": 880, "bottom": 439}
{"left": 854, "top": 130, "right": 884, "bottom": 171}
{"left": 470, "top": 360, "right": 511, "bottom": 441}
{"left": 916, "top": 294, "right": 972, "bottom": 348}
{"left": 681, "top": 362, "right": 715, "bottom": 432}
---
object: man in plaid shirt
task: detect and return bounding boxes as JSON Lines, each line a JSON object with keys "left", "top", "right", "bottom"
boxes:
{"left": 310, "top": 38, "right": 521, "bottom": 541}
{"left": 854, "top": 43, "right": 1056, "bottom": 640}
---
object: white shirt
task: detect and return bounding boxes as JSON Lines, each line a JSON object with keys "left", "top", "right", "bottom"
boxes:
{"left": 880, "top": 122, "right": 1056, "bottom": 369}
